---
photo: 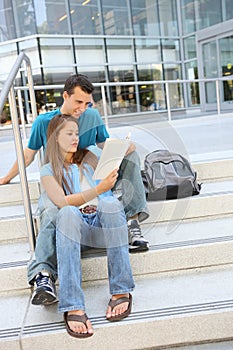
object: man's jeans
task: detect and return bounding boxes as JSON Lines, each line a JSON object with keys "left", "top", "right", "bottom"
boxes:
{"left": 56, "top": 197, "right": 135, "bottom": 313}
{"left": 27, "top": 151, "right": 149, "bottom": 284}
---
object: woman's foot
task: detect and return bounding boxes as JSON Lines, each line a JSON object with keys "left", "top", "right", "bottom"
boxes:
{"left": 64, "top": 310, "right": 94, "bottom": 338}
{"left": 106, "top": 293, "right": 132, "bottom": 321}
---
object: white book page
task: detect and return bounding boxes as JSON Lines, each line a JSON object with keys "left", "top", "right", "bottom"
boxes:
{"left": 93, "top": 138, "right": 130, "bottom": 179}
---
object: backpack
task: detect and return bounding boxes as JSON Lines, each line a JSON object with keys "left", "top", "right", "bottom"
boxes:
{"left": 141, "top": 150, "right": 202, "bottom": 201}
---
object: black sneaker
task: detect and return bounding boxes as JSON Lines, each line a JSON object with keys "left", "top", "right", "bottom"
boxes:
{"left": 31, "top": 271, "right": 57, "bottom": 305}
{"left": 128, "top": 219, "right": 149, "bottom": 253}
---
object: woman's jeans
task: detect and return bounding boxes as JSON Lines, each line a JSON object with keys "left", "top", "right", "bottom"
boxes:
{"left": 56, "top": 197, "right": 135, "bottom": 313}
{"left": 27, "top": 151, "right": 148, "bottom": 283}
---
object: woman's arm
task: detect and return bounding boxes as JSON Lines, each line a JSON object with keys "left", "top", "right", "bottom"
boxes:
{"left": 41, "top": 168, "right": 118, "bottom": 209}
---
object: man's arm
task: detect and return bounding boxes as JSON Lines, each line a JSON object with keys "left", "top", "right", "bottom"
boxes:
{"left": 0, "top": 147, "right": 38, "bottom": 185}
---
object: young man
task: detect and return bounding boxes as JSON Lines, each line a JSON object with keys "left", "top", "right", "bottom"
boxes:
{"left": 0, "top": 74, "right": 149, "bottom": 305}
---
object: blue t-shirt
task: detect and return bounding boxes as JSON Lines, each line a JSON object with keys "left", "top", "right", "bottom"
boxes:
{"left": 28, "top": 107, "right": 109, "bottom": 151}
{"left": 40, "top": 162, "right": 112, "bottom": 201}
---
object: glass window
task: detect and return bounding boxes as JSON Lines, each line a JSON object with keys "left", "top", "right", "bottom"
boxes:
{"left": 34, "top": 0, "right": 69, "bottom": 34}
{"left": 183, "top": 36, "right": 196, "bottom": 60}
{"left": 108, "top": 66, "right": 136, "bottom": 114}
{"left": 108, "top": 66, "right": 135, "bottom": 82}
{"left": 225, "top": 0, "right": 233, "bottom": 21}
{"left": 77, "top": 67, "right": 106, "bottom": 84}
{"left": 0, "top": 0, "right": 16, "bottom": 41}
{"left": 74, "top": 38, "right": 105, "bottom": 66}
{"left": 164, "top": 63, "right": 183, "bottom": 109}
{"left": 196, "top": 0, "right": 222, "bottom": 31}
{"left": 135, "top": 38, "right": 161, "bottom": 64}
{"left": 139, "top": 83, "right": 166, "bottom": 112}
{"left": 181, "top": 0, "right": 195, "bottom": 35}
{"left": 109, "top": 84, "right": 137, "bottom": 115}
{"left": 131, "top": 0, "right": 159, "bottom": 36}
{"left": 137, "top": 63, "right": 163, "bottom": 81}
{"left": 185, "top": 61, "right": 200, "bottom": 106}
{"left": 40, "top": 38, "right": 75, "bottom": 84}
{"left": 202, "top": 40, "right": 218, "bottom": 104}
{"left": 137, "top": 64, "right": 164, "bottom": 111}
{"left": 106, "top": 38, "right": 134, "bottom": 64}
{"left": 101, "top": 0, "right": 132, "bottom": 35}
{"left": 0, "top": 42, "right": 18, "bottom": 81}
{"left": 158, "top": 0, "right": 178, "bottom": 36}
{"left": 69, "top": 0, "right": 101, "bottom": 35}
{"left": 220, "top": 36, "right": 233, "bottom": 102}
{"left": 18, "top": 39, "right": 41, "bottom": 76}
{"left": 162, "top": 39, "right": 180, "bottom": 62}
{"left": 40, "top": 37, "right": 74, "bottom": 70}
{"left": 12, "top": 0, "right": 37, "bottom": 37}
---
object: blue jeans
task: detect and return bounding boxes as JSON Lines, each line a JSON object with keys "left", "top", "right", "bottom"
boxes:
{"left": 56, "top": 197, "right": 135, "bottom": 313}
{"left": 27, "top": 151, "right": 149, "bottom": 283}
{"left": 115, "top": 151, "right": 149, "bottom": 222}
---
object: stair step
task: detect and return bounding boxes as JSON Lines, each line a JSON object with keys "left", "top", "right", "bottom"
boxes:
{"left": 0, "top": 157, "right": 232, "bottom": 207}
{"left": 0, "top": 182, "right": 40, "bottom": 206}
{"left": 1, "top": 265, "right": 233, "bottom": 349}
{"left": 1, "top": 215, "right": 233, "bottom": 293}
{"left": 194, "top": 159, "right": 233, "bottom": 181}
{"left": 1, "top": 179, "right": 233, "bottom": 243}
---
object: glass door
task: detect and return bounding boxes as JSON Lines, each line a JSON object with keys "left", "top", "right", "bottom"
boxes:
{"left": 200, "top": 33, "right": 233, "bottom": 111}
{"left": 202, "top": 40, "right": 218, "bottom": 108}
{"left": 219, "top": 35, "right": 233, "bottom": 108}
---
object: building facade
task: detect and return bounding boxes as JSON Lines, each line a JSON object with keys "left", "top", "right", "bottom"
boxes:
{"left": 0, "top": 0, "right": 233, "bottom": 122}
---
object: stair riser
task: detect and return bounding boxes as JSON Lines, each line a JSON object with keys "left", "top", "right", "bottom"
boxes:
{"left": 0, "top": 183, "right": 40, "bottom": 206}
{"left": 0, "top": 159, "right": 233, "bottom": 206}
{"left": 1, "top": 193, "right": 233, "bottom": 244}
{"left": 2, "top": 309, "right": 233, "bottom": 350}
{"left": 195, "top": 159, "right": 233, "bottom": 182}
{"left": 1, "top": 241, "right": 233, "bottom": 292}
{"left": 146, "top": 193, "right": 233, "bottom": 224}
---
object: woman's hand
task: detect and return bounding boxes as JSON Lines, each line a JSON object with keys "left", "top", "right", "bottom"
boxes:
{"left": 96, "top": 168, "right": 119, "bottom": 194}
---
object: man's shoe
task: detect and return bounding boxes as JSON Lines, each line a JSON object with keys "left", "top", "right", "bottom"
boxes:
{"left": 128, "top": 219, "right": 149, "bottom": 253}
{"left": 31, "top": 271, "right": 57, "bottom": 305}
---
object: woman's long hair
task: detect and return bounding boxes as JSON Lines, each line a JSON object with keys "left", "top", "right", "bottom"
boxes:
{"left": 45, "top": 114, "right": 98, "bottom": 194}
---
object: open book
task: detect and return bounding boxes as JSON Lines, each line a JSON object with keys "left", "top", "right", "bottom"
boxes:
{"left": 92, "top": 138, "right": 130, "bottom": 179}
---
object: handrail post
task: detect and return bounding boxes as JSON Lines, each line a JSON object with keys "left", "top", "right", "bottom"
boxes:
{"left": 101, "top": 85, "right": 109, "bottom": 129}
{"left": 216, "top": 80, "right": 221, "bottom": 115}
{"left": 165, "top": 82, "right": 171, "bottom": 122}
{"left": 8, "top": 86, "right": 36, "bottom": 252}
{"left": 26, "top": 60, "right": 38, "bottom": 121}
{"left": 17, "top": 89, "right": 27, "bottom": 141}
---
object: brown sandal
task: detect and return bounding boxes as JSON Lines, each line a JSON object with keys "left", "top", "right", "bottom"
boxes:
{"left": 64, "top": 312, "right": 93, "bottom": 338}
{"left": 106, "top": 293, "right": 132, "bottom": 322}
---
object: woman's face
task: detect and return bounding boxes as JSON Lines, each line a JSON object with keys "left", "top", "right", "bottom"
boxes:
{"left": 57, "top": 120, "right": 79, "bottom": 156}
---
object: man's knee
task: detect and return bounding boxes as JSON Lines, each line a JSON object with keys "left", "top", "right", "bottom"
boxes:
{"left": 98, "top": 197, "right": 123, "bottom": 214}
{"left": 124, "top": 150, "right": 140, "bottom": 165}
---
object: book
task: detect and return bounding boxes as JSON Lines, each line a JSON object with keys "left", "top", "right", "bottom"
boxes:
{"left": 92, "top": 138, "right": 130, "bottom": 179}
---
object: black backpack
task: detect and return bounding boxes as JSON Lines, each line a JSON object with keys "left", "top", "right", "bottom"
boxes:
{"left": 141, "top": 150, "right": 202, "bottom": 201}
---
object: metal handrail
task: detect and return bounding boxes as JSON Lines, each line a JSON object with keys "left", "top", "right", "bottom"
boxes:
{"left": 0, "top": 52, "right": 36, "bottom": 252}
{"left": 10, "top": 75, "right": 233, "bottom": 125}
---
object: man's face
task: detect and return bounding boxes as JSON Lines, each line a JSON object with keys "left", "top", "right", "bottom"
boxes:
{"left": 62, "top": 86, "right": 92, "bottom": 118}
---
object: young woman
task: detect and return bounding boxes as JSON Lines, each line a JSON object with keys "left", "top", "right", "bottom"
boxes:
{"left": 39, "top": 114, "right": 135, "bottom": 338}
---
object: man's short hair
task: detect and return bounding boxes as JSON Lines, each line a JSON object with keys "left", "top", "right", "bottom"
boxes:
{"left": 64, "top": 74, "right": 94, "bottom": 96}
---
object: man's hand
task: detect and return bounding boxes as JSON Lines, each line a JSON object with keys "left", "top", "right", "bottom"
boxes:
{"left": 0, "top": 177, "right": 9, "bottom": 185}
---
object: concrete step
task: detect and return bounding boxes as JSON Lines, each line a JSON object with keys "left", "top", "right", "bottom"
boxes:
{"left": 1, "top": 265, "right": 233, "bottom": 350}
{"left": 0, "top": 182, "right": 40, "bottom": 206}
{"left": 0, "top": 203, "right": 38, "bottom": 243}
{"left": 0, "top": 157, "right": 232, "bottom": 207}
{"left": 146, "top": 179, "right": 233, "bottom": 224}
{"left": 1, "top": 179, "right": 233, "bottom": 243}
{"left": 1, "top": 214, "right": 233, "bottom": 293}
